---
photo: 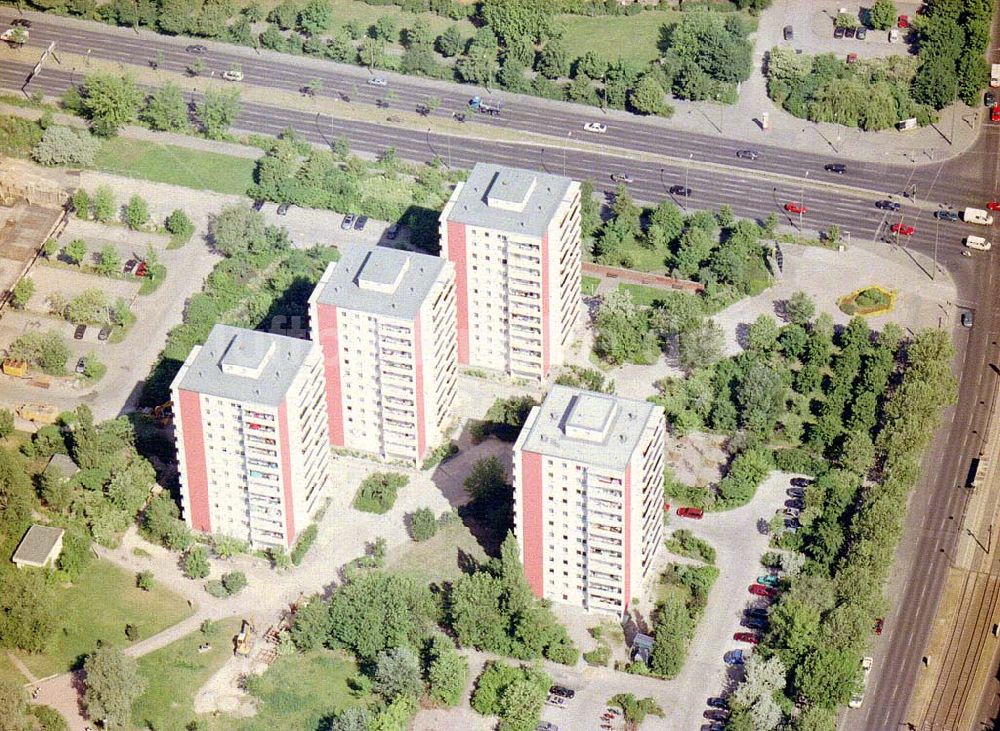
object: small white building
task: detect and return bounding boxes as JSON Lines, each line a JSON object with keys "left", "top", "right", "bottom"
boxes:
{"left": 12, "top": 525, "right": 65, "bottom": 569}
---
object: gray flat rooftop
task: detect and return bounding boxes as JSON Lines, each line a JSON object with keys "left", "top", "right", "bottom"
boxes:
{"left": 517, "top": 385, "right": 660, "bottom": 471}
{"left": 444, "top": 163, "right": 574, "bottom": 238}
{"left": 12, "top": 525, "right": 64, "bottom": 566}
{"left": 174, "top": 324, "right": 315, "bottom": 407}
{"left": 313, "top": 244, "right": 446, "bottom": 321}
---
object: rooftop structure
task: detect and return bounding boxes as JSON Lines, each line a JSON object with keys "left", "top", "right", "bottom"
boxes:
{"left": 12, "top": 525, "right": 65, "bottom": 569}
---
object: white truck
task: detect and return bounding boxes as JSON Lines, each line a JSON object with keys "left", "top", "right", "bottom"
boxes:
{"left": 964, "top": 207, "right": 995, "bottom": 226}
{"left": 848, "top": 656, "right": 874, "bottom": 709}
{"left": 966, "top": 236, "right": 992, "bottom": 251}
{"left": 991, "top": 63, "right": 1000, "bottom": 88}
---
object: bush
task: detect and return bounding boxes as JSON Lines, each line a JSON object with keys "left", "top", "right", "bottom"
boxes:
{"left": 204, "top": 579, "right": 229, "bottom": 598}
{"left": 32, "top": 125, "right": 101, "bottom": 166}
{"left": 125, "top": 195, "right": 150, "bottom": 229}
{"left": 0, "top": 408, "right": 13, "bottom": 438}
{"left": 290, "top": 523, "right": 318, "bottom": 565}
{"left": 136, "top": 570, "right": 155, "bottom": 591}
{"left": 354, "top": 472, "right": 409, "bottom": 514}
{"left": 11, "top": 277, "right": 34, "bottom": 309}
{"left": 410, "top": 508, "right": 438, "bottom": 542}
{"left": 30, "top": 705, "right": 69, "bottom": 731}
{"left": 165, "top": 209, "right": 195, "bottom": 247}
{"left": 72, "top": 189, "right": 90, "bottom": 219}
{"left": 183, "top": 545, "right": 211, "bottom": 579}
{"left": 583, "top": 645, "right": 611, "bottom": 666}
{"left": 471, "top": 662, "right": 551, "bottom": 731}
{"left": 221, "top": 570, "right": 247, "bottom": 594}
{"left": 9, "top": 331, "right": 70, "bottom": 375}
{"left": 665, "top": 529, "right": 717, "bottom": 563}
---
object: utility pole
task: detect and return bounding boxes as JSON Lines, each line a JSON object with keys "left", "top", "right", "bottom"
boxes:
{"left": 685, "top": 153, "right": 692, "bottom": 199}
{"left": 799, "top": 171, "right": 809, "bottom": 229}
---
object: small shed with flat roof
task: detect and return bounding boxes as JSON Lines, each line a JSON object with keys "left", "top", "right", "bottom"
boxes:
{"left": 12, "top": 525, "right": 65, "bottom": 569}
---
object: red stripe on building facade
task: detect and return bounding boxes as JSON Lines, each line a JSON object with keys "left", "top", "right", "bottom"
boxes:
{"left": 446, "top": 221, "right": 470, "bottom": 364}
{"left": 623, "top": 463, "right": 632, "bottom": 610}
{"left": 316, "top": 303, "right": 344, "bottom": 446}
{"left": 413, "top": 313, "right": 426, "bottom": 461}
{"left": 520, "top": 450, "right": 545, "bottom": 598}
{"left": 541, "top": 231, "right": 550, "bottom": 377}
{"left": 277, "top": 402, "right": 296, "bottom": 545}
{"left": 177, "top": 389, "right": 212, "bottom": 534}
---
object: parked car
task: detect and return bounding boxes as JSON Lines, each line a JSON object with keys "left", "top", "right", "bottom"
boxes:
{"left": 736, "top": 149, "right": 760, "bottom": 160}
{"left": 669, "top": 185, "right": 692, "bottom": 197}
{"left": 783, "top": 25, "right": 793, "bottom": 41}
{"left": 986, "top": 201, "right": 1000, "bottom": 211}
{"left": 354, "top": 215, "right": 369, "bottom": 231}
{"left": 846, "top": 52, "right": 858, "bottom": 64}
{"left": 74, "top": 324, "right": 87, "bottom": 340}
{"left": 75, "top": 357, "right": 86, "bottom": 374}
{"left": 876, "top": 199, "right": 901, "bottom": 211}
{"left": 545, "top": 696, "right": 566, "bottom": 708}
{"left": 12, "top": 18, "right": 31, "bottom": 27}
{"left": 856, "top": 27, "right": 867, "bottom": 39}
{"left": 834, "top": 26, "right": 846, "bottom": 38}
{"left": 98, "top": 326, "right": 111, "bottom": 341}
{"left": 704, "top": 709, "right": 730, "bottom": 721}
{"left": 734, "top": 632, "right": 760, "bottom": 644}
{"left": 898, "top": 14, "right": 909, "bottom": 28}
{"left": 252, "top": 199, "right": 264, "bottom": 211}
{"left": 784, "top": 202, "right": 808, "bottom": 214}
{"left": 986, "top": 92, "right": 996, "bottom": 107}
{"left": 707, "top": 697, "right": 728, "bottom": 710}
{"left": 549, "top": 686, "right": 575, "bottom": 700}
{"left": 276, "top": 202, "right": 291, "bottom": 216}
{"left": 889, "top": 27, "right": 900, "bottom": 42}
{"left": 123, "top": 259, "right": 137, "bottom": 274}
{"left": 874, "top": 618, "right": 885, "bottom": 635}
{"left": 935, "top": 209, "right": 959, "bottom": 221}
{"left": 677, "top": 506, "right": 704, "bottom": 519}
{"left": 757, "top": 574, "right": 780, "bottom": 587}
{"left": 221, "top": 68, "right": 243, "bottom": 82}
{"left": 749, "top": 584, "right": 777, "bottom": 598}
{"left": 536, "top": 723, "right": 558, "bottom": 731}
{"left": 743, "top": 616, "right": 769, "bottom": 630}
{"left": 724, "top": 649, "right": 745, "bottom": 666}
{"left": 367, "top": 77, "right": 388, "bottom": 87}
{"left": 891, "top": 223, "right": 916, "bottom": 236}
{"left": 610, "top": 173, "right": 634, "bottom": 184}
{"left": 787, "top": 487, "right": 805, "bottom": 498}
{"left": 790, "top": 477, "right": 812, "bottom": 488}
{"left": 824, "top": 163, "right": 847, "bottom": 174}
{"left": 341, "top": 213, "right": 356, "bottom": 230}
{"left": 784, "top": 519, "right": 800, "bottom": 533}
{"left": 993, "top": 105, "right": 1000, "bottom": 123}
{"left": 746, "top": 606, "right": 769, "bottom": 619}
{"left": 186, "top": 44, "right": 208, "bottom": 53}
{"left": 962, "top": 312, "right": 974, "bottom": 328}
{"left": 844, "top": 26, "right": 856, "bottom": 38}
{"left": 386, "top": 223, "right": 401, "bottom": 240}
{"left": 786, "top": 498, "right": 804, "bottom": 509}
{"left": 135, "top": 261, "right": 148, "bottom": 277}
{"left": 583, "top": 122, "right": 607, "bottom": 133}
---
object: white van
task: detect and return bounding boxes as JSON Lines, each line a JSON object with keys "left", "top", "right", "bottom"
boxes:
{"left": 965, "top": 236, "right": 992, "bottom": 251}
{"left": 964, "top": 207, "right": 995, "bottom": 226}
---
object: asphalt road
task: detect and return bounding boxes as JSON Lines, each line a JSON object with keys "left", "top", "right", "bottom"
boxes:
{"left": 0, "top": 6, "right": 991, "bottom": 206}
{"left": 3, "top": 9, "right": 1000, "bottom": 728}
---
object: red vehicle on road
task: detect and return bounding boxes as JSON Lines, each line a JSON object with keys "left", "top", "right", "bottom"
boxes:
{"left": 733, "top": 632, "right": 761, "bottom": 644}
{"left": 992, "top": 105, "right": 1000, "bottom": 123}
{"left": 986, "top": 201, "right": 1000, "bottom": 211}
{"left": 135, "top": 261, "right": 149, "bottom": 277}
{"left": 749, "top": 584, "right": 778, "bottom": 598}
{"left": 784, "top": 202, "right": 807, "bottom": 214}
{"left": 677, "top": 506, "right": 704, "bottom": 519}
{"left": 874, "top": 618, "right": 884, "bottom": 635}
{"left": 891, "top": 223, "right": 915, "bottom": 236}
{"left": 897, "top": 14, "right": 909, "bottom": 27}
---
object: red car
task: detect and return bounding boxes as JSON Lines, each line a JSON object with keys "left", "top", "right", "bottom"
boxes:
{"left": 891, "top": 223, "right": 915, "bottom": 236}
{"left": 135, "top": 261, "right": 149, "bottom": 277}
{"left": 784, "top": 202, "right": 807, "bottom": 214}
{"left": 993, "top": 105, "right": 1000, "bottom": 123}
{"left": 986, "top": 201, "right": 1000, "bottom": 211}
{"left": 733, "top": 632, "right": 761, "bottom": 644}
{"left": 677, "top": 506, "right": 704, "bottom": 519}
{"left": 749, "top": 584, "right": 777, "bottom": 598}
{"left": 874, "top": 618, "right": 884, "bottom": 635}
{"left": 897, "top": 14, "right": 909, "bottom": 28}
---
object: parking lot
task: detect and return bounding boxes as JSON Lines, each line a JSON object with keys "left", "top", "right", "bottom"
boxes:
{"left": 256, "top": 201, "right": 412, "bottom": 250}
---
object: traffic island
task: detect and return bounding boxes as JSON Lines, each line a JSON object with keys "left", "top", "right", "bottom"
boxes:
{"left": 837, "top": 285, "right": 897, "bottom": 317}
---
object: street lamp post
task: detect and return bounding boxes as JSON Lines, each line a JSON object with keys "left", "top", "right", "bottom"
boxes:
{"left": 799, "top": 171, "right": 809, "bottom": 229}
{"left": 685, "top": 153, "right": 692, "bottom": 200}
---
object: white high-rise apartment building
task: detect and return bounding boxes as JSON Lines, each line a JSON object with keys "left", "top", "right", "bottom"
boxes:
{"left": 512, "top": 386, "right": 666, "bottom": 615}
{"left": 309, "top": 244, "right": 457, "bottom": 466}
{"left": 439, "top": 163, "right": 582, "bottom": 381}
{"left": 172, "top": 324, "right": 332, "bottom": 550}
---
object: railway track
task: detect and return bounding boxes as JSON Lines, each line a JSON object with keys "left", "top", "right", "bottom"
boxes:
{"left": 920, "top": 572, "right": 1000, "bottom": 729}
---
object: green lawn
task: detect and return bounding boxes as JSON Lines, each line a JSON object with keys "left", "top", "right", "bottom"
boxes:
{"left": 581, "top": 275, "right": 600, "bottom": 296}
{"left": 387, "top": 519, "right": 488, "bottom": 586}
{"left": 0, "top": 651, "right": 26, "bottom": 687}
{"left": 213, "top": 649, "right": 368, "bottom": 731}
{"left": 14, "top": 559, "right": 193, "bottom": 678}
{"left": 132, "top": 617, "right": 242, "bottom": 731}
{"left": 93, "top": 137, "right": 257, "bottom": 195}
{"left": 618, "top": 282, "right": 675, "bottom": 307}
{"left": 559, "top": 10, "right": 680, "bottom": 67}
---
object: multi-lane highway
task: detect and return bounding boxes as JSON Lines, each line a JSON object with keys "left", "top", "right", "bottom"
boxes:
{"left": 3, "top": 8, "right": 1000, "bottom": 729}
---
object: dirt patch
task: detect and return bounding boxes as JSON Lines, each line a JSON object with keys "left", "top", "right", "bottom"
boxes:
{"left": 666, "top": 431, "right": 728, "bottom": 488}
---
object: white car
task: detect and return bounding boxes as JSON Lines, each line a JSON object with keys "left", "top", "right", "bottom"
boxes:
{"left": 583, "top": 122, "right": 607, "bottom": 134}
{"left": 367, "top": 77, "right": 388, "bottom": 87}
{"left": 222, "top": 69, "right": 243, "bottom": 82}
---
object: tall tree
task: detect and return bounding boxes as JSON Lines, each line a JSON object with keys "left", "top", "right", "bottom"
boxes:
{"left": 141, "top": 82, "right": 188, "bottom": 132}
{"left": 81, "top": 73, "right": 143, "bottom": 137}
{"left": 196, "top": 88, "right": 241, "bottom": 140}
{"left": 83, "top": 645, "right": 146, "bottom": 728}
